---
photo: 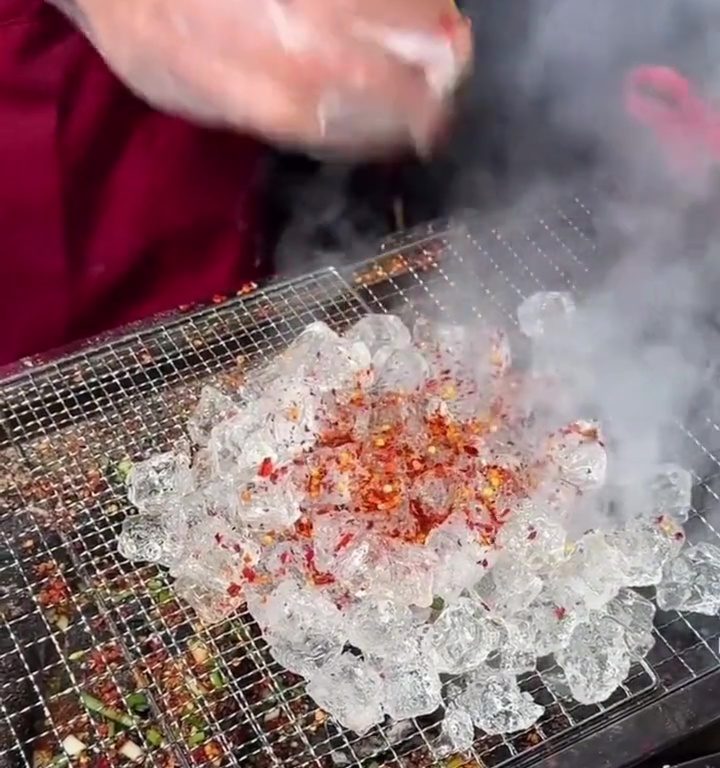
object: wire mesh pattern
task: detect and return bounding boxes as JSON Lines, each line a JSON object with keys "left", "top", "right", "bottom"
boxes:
{"left": 1, "top": 196, "right": 720, "bottom": 768}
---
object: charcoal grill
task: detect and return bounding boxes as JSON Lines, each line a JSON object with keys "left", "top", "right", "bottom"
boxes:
{"left": 2, "top": 192, "right": 720, "bottom": 768}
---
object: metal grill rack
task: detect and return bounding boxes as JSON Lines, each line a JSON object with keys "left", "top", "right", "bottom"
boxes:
{"left": 2, "top": 194, "right": 720, "bottom": 768}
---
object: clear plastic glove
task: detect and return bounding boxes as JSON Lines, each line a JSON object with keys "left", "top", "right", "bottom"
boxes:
{"left": 56, "top": 0, "right": 473, "bottom": 156}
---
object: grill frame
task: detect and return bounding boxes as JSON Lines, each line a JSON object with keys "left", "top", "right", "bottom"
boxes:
{"left": 2, "top": 194, "right": 720, "bottom": 768}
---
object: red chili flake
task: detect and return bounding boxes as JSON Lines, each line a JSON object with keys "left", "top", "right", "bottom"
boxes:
{"left": 310, "top": 570, "right": 336, "bottom": 586}
{"left": 554, "top": 606, "right": 567, "bottom": 621}
{"left": 270, "top": 466, "right": 288, "bottom": 485}
{"left": 227, "top": 583, "right": 243, "bottom": 598}
{"left": 280, "top": 551, "right": 291, "bottom": 565}
{"left": 335, "top": 533, "right": 355, "bottom": 553}
{"left": 674, "top": 531, "right": 685, "bottom": 540}
{"left": 464, "top": 444, "right": 480, "bottom": 457}
{"left": 214, "top": 532, "right": 223, "bottom": 545}
{"left": 304, "top": 546, "right": 315, "bottom": 567}
{"left": 38, "top": 576, "right": 70, "bottom": 608}
{"left": 242, "top": 566, "right": 257, "bottom": 583}
{"left": 259, "top": 457, "right": 275, "bottom": 478}
{"left": 527, "top": 528, "right": 538, "bottom": 541}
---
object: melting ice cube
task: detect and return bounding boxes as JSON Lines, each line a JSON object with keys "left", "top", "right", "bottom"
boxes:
{"left": 127, "top": 451, "right": 193, "bottom": 512}
{"left": 556, "top": 614, "right": 631, "bottom": 704}
{"left": 424, "top": 597, "right": 499, "bottom": 674}
{"left": 307, "top": 652, "right": 384, "bottom": 734}
{"left": 459, "top": 669, "right": 544, "bottom": 735}
{"left": 517, "top": 291, "right": 576, "bottom": 339}
{"left": 656, "top": 542, "right": 720, "bottom": 615}
{"left": 379, "top": 657, "right": 443, "bottom": 721}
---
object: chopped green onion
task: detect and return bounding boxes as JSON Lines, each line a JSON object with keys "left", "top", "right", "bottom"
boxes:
{"left": 126, "top": 691, "right": 150, "bottom": 714}
{"left": 116, "top": 458, "right": 134, "bottom": 484}
{"left": 210, "top": 670, "right": 225, "bottom": 690}
{"left": 188, "top": 729, "right": 206, "bottom": 747}
{"left": 145, "top": 728, "right": 164, "bottom": 748}
{"left": 80, "top": 691, "right": 136, "bottom": 728}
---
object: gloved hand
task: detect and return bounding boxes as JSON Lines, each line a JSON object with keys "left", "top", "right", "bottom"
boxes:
{"left": 56, "top": 0, "right": 473, "bottom": 156}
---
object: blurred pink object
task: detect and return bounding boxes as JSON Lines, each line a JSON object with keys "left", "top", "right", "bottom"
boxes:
{"left": 624, "top": 65, "right": 720, "bottom": 174}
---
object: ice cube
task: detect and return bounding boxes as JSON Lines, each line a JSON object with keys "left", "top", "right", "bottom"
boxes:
{"left": 374, "top": 348, "right": 429, "bottom": 393}
{"left": 475, "top": 557, "right": 543, "bottom": 616}
{"left": 233, "top": 475, "right": 301, "bottom": 530}
{"left": 263, "top": 382, "right": 320, "bottom": 455}
{"left": 173, "top": 575, "right": 242, "bottom": 625}
{"left": 332, "top": 535, "right": 377, "bottom": 596}
{"left": 495, "top": 509, "right": 567, "bottom": 572}
{"left": 127, "top": 451, "right": 193, "bottom": 512}
{"left": 379, "top": 657, "right": 442, "bottom": 721}
{"left": 187, "top": 386, "right": 238, "bottom": 446}
{"left": 318, "top": 390, "right": 371, "bottom": 442}
{"left": 298, "top": 449, "right": 355, "bottom": 512}
{"left": 277, "top": 321, "right": 340, "bottom": 375}
{"left": 489, "top": 616, "right": 538, "bottom": 674}
{"left": 173, "top": 518, "right": 261, "bottom": 587}
{"left": 208, "top": 411, "right": 276, "bottom": 475}
{"left": 294, "top": 323, "right": 371, "bottom": 390}
{"left": 252, "top": 582, "right": 347, "bottom": 677}
{"left": 370, "top": 545, "right": 437, "bottom": 608}
{"left": 556, "top": 614, "right": 631, "bottom": 704}
{"left": 548, "top": 423, "right": 607, "bottom": 491}
{"left": 459, "top": 669, "right": 544, "bottom": 735}
{"left": 346, "top": 599, "right": 419, "bottom": 661}
{"left": 520, "top": 598, "right": 582, "bottom": 657}
{"left": 554, "top": 532, "right": 627, "bottom": 611}
{"left": 649, "top": 464, "right": 693, "bottom": 523}
{"left": 605, "top": 588, "right": 656, "bottom": 658}
{"left": 656, "top": 542, "right": 720, "bottom": 615}
{"left": 424, "top": 597, "right": 500, "bottom": 674}
{"left": 307, "top": 653, "right": 384, "bottom": 735}
{"left": 439, "top": 703, "right": 475, "bottom": 753}
{"left": 428, "top": 519, "right": 493, "bottom": 604}
{"left": 609, "top": 519, "right": 684, "bottom": 587}
{"left": 253, "top": 321, "right": 370, "bottom": 394}
{"left": 414, "top": 319, "right": 470, "bottom": 360}
{"left": 190, "top": 448, "right": 215, "bottom": 487}
{"left": 369, "top": 394, "right": 425, "bottom": 447}
{"left": 517, "top": 291, "right": 576, "bottom": 339}
{"left": 345, "top": 314, "right": 411, "bottom": 365}
{"left": 118, "top": 513, "right": 186, "bottom": 566}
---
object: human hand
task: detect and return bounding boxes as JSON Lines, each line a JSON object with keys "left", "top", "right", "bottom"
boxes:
{"left": 61, "top": 0, "right": 473, "bottom": 156}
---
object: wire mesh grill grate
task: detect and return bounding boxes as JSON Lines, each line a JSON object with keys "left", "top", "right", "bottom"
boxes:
{"left": 2, "top": 197, "right": 720, "bottom": 768}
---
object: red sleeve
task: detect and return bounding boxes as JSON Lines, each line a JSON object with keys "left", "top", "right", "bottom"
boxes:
{"left": 0, "top": 1, "right": 268, "bottom": 365}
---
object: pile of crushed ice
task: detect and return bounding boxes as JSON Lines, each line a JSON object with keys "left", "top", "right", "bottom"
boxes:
{"left": 118, "top": 292, "right": 720, "bottom": 749}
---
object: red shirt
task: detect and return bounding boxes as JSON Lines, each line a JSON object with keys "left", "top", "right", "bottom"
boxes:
{"left": 0, "top": 0, "right": 266, "bottom": 366}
